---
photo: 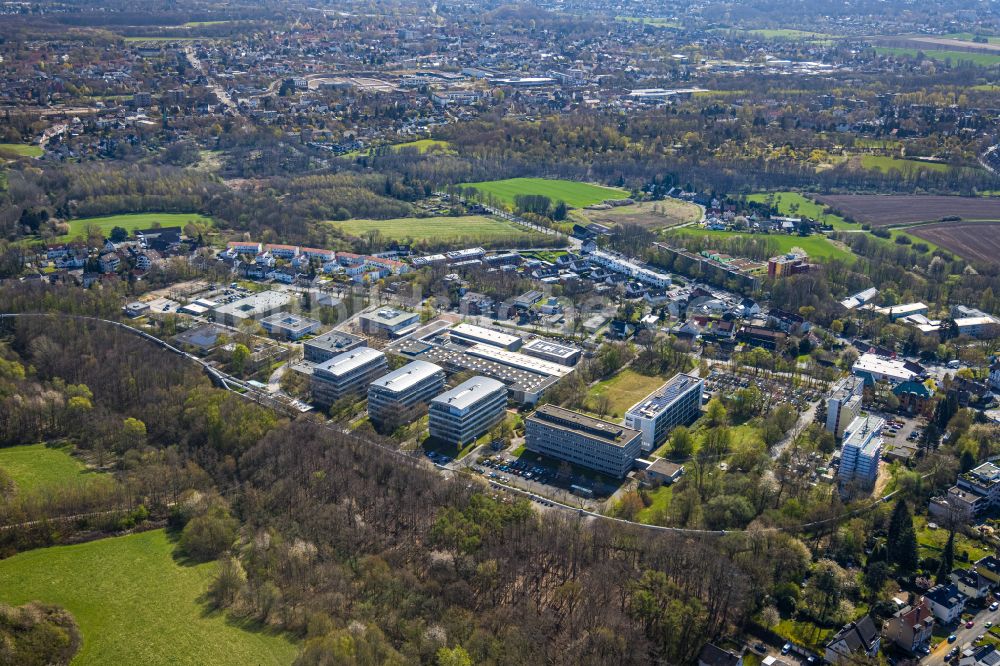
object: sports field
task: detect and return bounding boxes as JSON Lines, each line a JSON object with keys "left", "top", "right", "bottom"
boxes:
{"left": 668, "top": 227, "right": 854, "bottom": 262}
{"left": 0, "top": 443, "right": 101, "bottom": 495}
{"left": 459, "top": 178, "right": 630, "bottom": 208}
{"left": 330, "top": 215, "right": 544, "bottom": 243}
{"left": 0, "top": 143, "right": 43, "bottom": 157}
{"left": 0, "top": 529, "right": 298, "bottom": 665}
{"left": 57, "top": 213, "right": 213, "bottom": 241}
{"left": 746, "top": 191, "right": 857, "bottom": 230}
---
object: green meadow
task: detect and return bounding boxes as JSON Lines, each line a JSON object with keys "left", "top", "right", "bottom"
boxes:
{"left": 459, "top": 178, "right": 630, "bottom": 208}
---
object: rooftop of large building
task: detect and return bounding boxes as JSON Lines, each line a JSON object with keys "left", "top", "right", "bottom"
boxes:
{"left": 529, "top": 404, "right": 640, "bottom": 445}
{"left": 361, "top": 308, "right": 418, "bottom": 326}
{"left": 450, "top": 322, "right": 522, "bottom": 347}
{"left": 842, "top": 415, "right": 885, "bottom": 455}
{"left": 465, "top": 344, "right": 572, "bottom": 377}
{"left": 260, "top": 311, "right": 321, "bottom": 333}
{"left": 522, "top": 338, "right": 581, "bottom": 359}
{"left": 305, "top": 330, "right": 364, "bottom": 352}
{"left": 431, "top": 376, "right": 505, "bottom": 411}
{"left": 314, "top": 347, "right": 385, "bottom": 378}
{"left": 212, "top": 290, "right": 292, "bottom": 318}
{"left": 625, "top": 373, "right": 703, "bottom": 419}
{"left": 369, "top": 360, "right": 443, "bottom": 394}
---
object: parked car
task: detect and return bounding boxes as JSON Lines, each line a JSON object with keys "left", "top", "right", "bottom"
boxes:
{"left": 781, "top": 644, "right": 792, "bottom": 655}
{"left": 967, "top": 620, "right": 975, "bottom": 629}
{"left": 949, "top": 634, "right": 958, "bottom": 643}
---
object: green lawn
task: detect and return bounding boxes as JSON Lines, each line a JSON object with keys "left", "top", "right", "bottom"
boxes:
{"left": 914, "top": 515, "right": 991, "bottom": 563}
{"left": 859, "top": 155, "right": 954, "bottom": 175}
{"left": 635, "top": 485, "right": 672, "bottom": 524}
{"left": 876, "top": 47, "right": 1000, "bottom": 67}
{"left": 773, "top": 617, "right": 834, "bottom": 652}
{"left": 0, "top": 529, "right": 298, "bottom": 665}
{"left": 340, "top": 138, "right": 453, "bottom": 159}
{"left": 0, "top": 143, "right": 43, "bottom": 157}
{"left": 746, "top": 28, "right": 835, "bottom": 40}
{"left": 329, "top": 215, "right": 543, "bottom": 243}
{"left": 941, "top": 32, "right": 1000, "bottom": 45}
{"left": 0, "top": 443, "right": 100, "bottom": 495}
{"left": 615, "top": 16, "right": 681, "bottom": 28}
{"left": 57, "top": 213, "right": 213, "bottom": 242}
{"left": 667, "top": 227, "right": 854, "bottom": 262}
{"left": 458, "top": 178, "right": 630, "bottom": 208}
{"left": 586, "top": 369, "right": 667, "bottom": 420}
{"left": 746, "top": 191, "right": 857, "bottom": 230}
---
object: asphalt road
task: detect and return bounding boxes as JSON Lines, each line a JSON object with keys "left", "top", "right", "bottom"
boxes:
{"left": 924, "top": 602, "right": 1000, "bottom": 666}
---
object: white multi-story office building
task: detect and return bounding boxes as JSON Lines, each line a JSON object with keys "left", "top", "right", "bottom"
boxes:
{"left": 367, "top": 360, "right": 446, "bottom": 428}
{"left": 525, "top": 405, "right": 641, "bottom": 478}
{"left": 838, "top": 415, "right": 884, "bottom": 489}
{"left": 826, "top": 375, "right": 865, "bottom": 439}
{"left": 428, "top": 377, "right": 507, "bottom": 445}
{"left": 311, "top": 347, "right": 388, "bottom": 408}
{"left": 624, "top": 373, "right": 704, "bottom": 452}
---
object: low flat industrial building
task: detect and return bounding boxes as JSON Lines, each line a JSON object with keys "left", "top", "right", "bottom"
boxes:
{"left": 852, "top": 353, "right": 917, "bottom": 384}
{"left": 260, "top": 311, "right": 323, "bottom": 340}
{"left": 428, "top": 377, "right": 507, "bottom": 445}
{"left": 213, "top": 291, "right": 292, "bottom": 326}
{"left": 464, "top": 344, "right": 573, "bottom": 378}
{"left": 311, "top": 347, "right": 388, "bottom": 408}
{"left": 522, "top": 338, "right": 582, "bottom": 366}
{"left": 624, "top": 373, "right": 704, "bottom": 452}
{"left": 449, "top": 323, "right": 523, "bottom": 350}
{"left": 303, "top": 330, "right": 365, "bottom": 363}
{"left": 367, "top": 360, "right": 446, "bottom": 428}
{"left": 359, "top": 308, "right": 420, "bottom": 338}
{"left": 525, "top": 405, "right": 642, "bottom": 478}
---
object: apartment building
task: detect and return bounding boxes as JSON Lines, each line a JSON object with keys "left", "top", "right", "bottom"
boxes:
{"left": 428, "top": 377, "right": 507, "bottom": 445}
{"left": 525, "top": 405, "right": 642, "bottom": 478}
{"left": 367, "top": 360, "right": 446, "bottom": 428}
{"left": 825, "top": 375, "right": 865, "bottom": 439}
{"left": 837, "top": 416, "right": 884, "bottom": 489}
{"left": 310, "top": 347, "right": 388, "bottom": 408}
{"left": 624, "top": 373, "right": 704, "bottom": 452}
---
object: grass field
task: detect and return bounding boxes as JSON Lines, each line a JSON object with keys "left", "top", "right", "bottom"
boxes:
{"left": 876, "top": 47, "right": 1000, "bottom": 67}
{"left": 576, "top": 199, "right": 702, "bottom": 230}
{"left": 329, "top": 215, "right": 543, "bottom": 243}
{"left": 667, "top": 227, "right": 855, "bottom": 262}
{"left": 57, "top": 213, "right": 214, "bottom": 241}
{"left": 0, "top": 529, "right": 298, "bottom": 665}
{"left": 0, "top": 143, "right": 43, "bottom": 157}
{"left": 0, "top": 443, "right": 99, "bottom": 495}
{"left": 341, "top": 138, "right": 453, "bottom": 159}
{"left": 123, "top": 36, "right": 201, "bottom": 42}
{"left": 616, "top": 16, "right": 681, "bottom": 28}
{"left": 746, "top": 28, "right": 835, "bottom": 40}
{"left": 943, "top": 32, "right": 1000, "bottom": 44}
{"left": 459, "top": 178, "right": 630, "bottom": 209}
{"left": 635, "top": 485, "right": 672, "bottom": 524}
{"left": 774, "top": 617, "right": 834, "bottom": 652}
{"left": 586, "top": 369, "right": 665, "bottom": 419}
{"left": 859, "top": 155, "right": 953, "bottom": 175}
{"left": 746, "top": 191, "right": 857, "bottom": 230}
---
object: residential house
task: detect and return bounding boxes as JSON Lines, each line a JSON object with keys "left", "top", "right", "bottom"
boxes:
{"left": 951, "top": 568, "right": 992, "bottom": 600}
{"left": 883, "top": 598, "right": 934, "bottom": 654}
{"left": 697, "top": 644, "right": 742, "bottom": 666}
{"left": 975, "top": 555, "right": 1000, "bottom": 585}
{"left": 923, "top": 583, "right": 967, "bottom": 624}
{"left": 825, "top": 616, "right": 880, "bottom": 664}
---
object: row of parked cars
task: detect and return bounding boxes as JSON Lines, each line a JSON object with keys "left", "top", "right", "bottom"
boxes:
{"left": 478, "top": 456, "right": 553, "bottom": 484}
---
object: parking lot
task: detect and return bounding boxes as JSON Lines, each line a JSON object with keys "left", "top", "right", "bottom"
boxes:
{"left": 466, "top": 452, "right": 621, "bottom": 507}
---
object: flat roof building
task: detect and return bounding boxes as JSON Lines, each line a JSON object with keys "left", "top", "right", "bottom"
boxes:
{"left": 624, "top": 373, "right": 704, "bottom": 452}
{"left": 311, "top": 347, "right": 388, "bottom": 408}
{"left": 838, "top": 415, "right": 884, "bottom": 489}
{"left": 449, "top": 323, "right": 523, "bottom": 350}
{"left": 522, "top": 338, "right": 582, "bottom": 366}
{"left": 303, "top": 330, "right": 365, "bottom": 363}
{"left": 526, "top": 405, "right": 642, "bottom": 478}
{"left": 260, "top": 311, "right": 323, "bottom": 340}
{"left": 464, "top": 344, "right": 573, "bottom": 378}
{"left": 954, "top": 315, "right": 1000, "bottom": 339}
{"left": 876, "top": 302, "right": 928, "bottom": 321}
{"left": 213, "top": 291, "right": 292, "bottom": 326}
{"left": 359, "top": 308, "right": 420, "bottom": 338}
{"left": 826, "top": 375, "right": 865, "bottom": 439}
{"left": 368, "top": 360, "right": 445, "bottom": 429}
{"left": 429, "top": 377, "right": 507, "bottom": 445}
{"left": 852, "top": 353, "right": 917, "bottom": 384}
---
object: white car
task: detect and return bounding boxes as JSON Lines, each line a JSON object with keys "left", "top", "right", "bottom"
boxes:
{"left": 991, "top": 602, "right": 999, "bottom": 611}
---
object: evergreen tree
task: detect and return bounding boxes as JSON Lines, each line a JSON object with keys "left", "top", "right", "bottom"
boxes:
{"left": 936, "top": 530, "right": 955, "bottom": 584}
{"left": 887, "top": 499, "right": 919, "bottom": 573}
{"left": 960, "top": 449, "right": 976, "bottom": 473}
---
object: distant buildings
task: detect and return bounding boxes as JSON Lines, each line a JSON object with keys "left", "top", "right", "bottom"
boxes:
{"left": 428, "top": 377, "right": 507, "bottom": 445}
{"left": 840, "top": 287, "right": 878, "bottom": 310}
{"left": 587, "top": 249, "right": 671, "bottom": 288}
{"left": 930, "top": 462, "right": 1000, "bottom": 521}
{"left": 837, "top": 416, "right": 884, "bottom": 489}
{"left": 359, "top": 308, "right": 421, "bottom": 338}
{"left": 624, "top": 373, "right": 704, "bottom": 452}
{"left": 311, "top": 347, "right": 388, "bottom": 408}
{"left": 825, "top": 376, "right": 865, "bottom": 439}
{"left": 767, "top": 252, "right": 811, "bottom": 278}
{"left": 260, "top": 311, "right": 322, "bottom": 340}
{"left": 525, "top": 405, "right": 642, "bottom": 478}
{"left": 367, "top": 360, "right": 445, "bottom": 428}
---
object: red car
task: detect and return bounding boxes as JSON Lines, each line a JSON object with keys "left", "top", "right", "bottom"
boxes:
{"left": 967, "top": 621, "right": 975, "bottom": 629}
